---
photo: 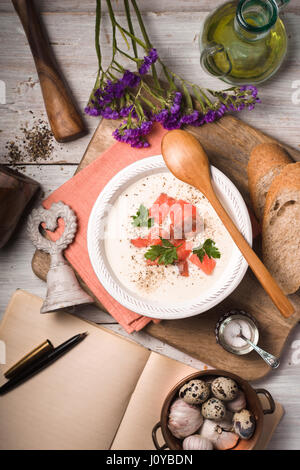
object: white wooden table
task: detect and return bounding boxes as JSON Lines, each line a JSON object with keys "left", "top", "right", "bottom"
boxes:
{"left": 0, "top": 0, "right": 300, "bottom": 450}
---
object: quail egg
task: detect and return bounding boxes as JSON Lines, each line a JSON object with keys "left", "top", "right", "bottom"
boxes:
{"left": 201, "top": 398, "right": 226, "bottom": 421}
{"left": 233, "top": 409, "right": 256, "bottom": 440}
{"left": 211, "top": 377, "right": 238, "bottom": 402}
{"left": 179, "top": 379, "right": 210, "bottom": 405}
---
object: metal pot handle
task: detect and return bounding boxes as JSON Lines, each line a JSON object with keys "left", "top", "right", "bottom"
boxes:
{"left": 152, "top": 422, "right": 168, "bottom": 450}
{"left": 255, "top": 388, "right": 275, "bottom": 415}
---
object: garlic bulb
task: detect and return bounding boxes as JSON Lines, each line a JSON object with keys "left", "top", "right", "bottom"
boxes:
{"left": 226, "top": 390, "right": 246, "bottom": 413}
{"left": 168, "top": 399, "right": 203, "bottom": 439}
{"left": 183, "top": 435, "right": 213, "bottom": 450}
{"left": 199, "top": 419, "right": 239, "bottom": 450}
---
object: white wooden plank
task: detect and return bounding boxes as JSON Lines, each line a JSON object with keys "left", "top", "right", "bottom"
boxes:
{"left": 1, "top": 1, "right": 299, "bottom": 14}
{"left": 1, "top": 11, "right": 300, "bottom": 164}
{"left": 0, "top": 1, "right": 244, "bottom": 13}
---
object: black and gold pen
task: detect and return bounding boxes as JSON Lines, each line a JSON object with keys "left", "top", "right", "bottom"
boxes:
{"left": 0, "top": 332, "right": 88, "bottom": 395}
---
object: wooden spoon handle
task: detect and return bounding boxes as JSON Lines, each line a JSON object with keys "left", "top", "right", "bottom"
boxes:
{"left": 12, "top": 0, "right": 86, "bottom": 143}
{"left": 208, "top": 190, "right": 295, "bottom": 318}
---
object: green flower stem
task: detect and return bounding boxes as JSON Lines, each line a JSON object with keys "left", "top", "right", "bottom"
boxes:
{"left": 116, "top": 25, "right": 147, "bottom": 49}
{"left": 95, "top": 0, "right": 102, "bottom": 71}
{"left": 112, "top": 60, "right": 124, "bottom": 72}
{"left": 141, "top": 81, "right": 167, "bottom": 105}
{"left": 198, "top": 87, "right": 214, "bottom": 107}
{"left": 107, "top": 70, "right": 117, "bottom": 80}
{"left": 131, "top": 0, "right": 151, "bottom": 48}
{"left": 105, "top": 0, "right": 117, "bottom": 64}
{"left": 181, "top": 79, "right": 193, "bottom": 111}
{"left": 116, "top": 47, "right": 140, "bottom": 62}
{"left": 192, "top": 86, "right": 205, "bottom": 112}
{"left": 138, "top": 93, "right": 158, "bottom": 111}
{"left": 124, "top": 0, "right": 138, "bottom": 59}
{"left": 130, "top": 0, "right": 162, "bottom": 91}
{"left": 159, "top": 60, "right": 176, "bottom": 91}
{"left": 116, "top": 23, "right": 130, "bottom": 50}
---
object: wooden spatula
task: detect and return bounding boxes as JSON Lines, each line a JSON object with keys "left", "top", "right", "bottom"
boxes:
{"left": 161, "top": 129, "right": 294, "bottom": 318}
{"left": 12, "top": 0, "right": 86, "bottom": 143}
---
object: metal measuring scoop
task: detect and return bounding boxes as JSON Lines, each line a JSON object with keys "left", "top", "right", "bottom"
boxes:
{"left": 237, "top": 324, "right": 280, "bottom": 369}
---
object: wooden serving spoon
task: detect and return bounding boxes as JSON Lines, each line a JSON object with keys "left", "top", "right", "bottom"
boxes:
{"left": 161, "top": 129, "right": 294, "bottom": 319}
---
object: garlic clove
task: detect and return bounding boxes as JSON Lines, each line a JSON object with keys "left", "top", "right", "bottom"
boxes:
{"left": 168, "top": 398, "right": 203, "bottom": 439}
{"left": 199, "top": 418, "right": 219, "bottom": 444}
{"left": 227, "top": 390, "right": 246, "bottom": 413}
{"left": 199, "top": 419, "right": 239, "bottom": 450}
{"left": 182, "top": 435, "right": 213, "bottom": 450}
{"left": 215, "top": 430, "right": 239, "bottom": 450}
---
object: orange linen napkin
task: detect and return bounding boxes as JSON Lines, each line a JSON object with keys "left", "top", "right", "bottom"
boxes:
{"left": 43, "top": 123, "right": 168, "bottom": 333}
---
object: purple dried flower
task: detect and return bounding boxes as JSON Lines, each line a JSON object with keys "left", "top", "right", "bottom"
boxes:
{"left": 84, "top": 106, "right": 101, "bottom": 117}
{"left": 138, "top": 48, "right": 158, "bottom": 75}
{"left": 180, "top": 110, "right": 199, "bottom": 125}
{"left": 121, "top": 70, "right": 141, "bottom": 88}
{"left": 204, "top": 109, "right": 217, "bottom": 123}
{"left": 215, "top": 104, "right": 227, "bottom": 117}
{"left": 162, "top": 114, "right": 182, "bottom": 130}
{"left": 173, "top": 92, "right": 182, "bottom": 104}
{"left": 240, "top": 85, "right": 258, "bottom": 98}
{"left": 112, "top": 119, "right": 153, "bottom": 147}
{"left": 154, "top": 109, "right": 169, "bottom": 123}
{"left": 101, "top": 107, "right": 120, "bottom": 119}
{"left": 170, "top": 92, "right": 183, "bottom": 115}
{"left": 119, "top": 105, "right": 134, "bottom": 117}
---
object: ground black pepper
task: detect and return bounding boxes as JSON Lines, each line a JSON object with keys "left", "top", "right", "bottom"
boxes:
{"left": 5, "top": 116, "right": 57, "bottom": 168}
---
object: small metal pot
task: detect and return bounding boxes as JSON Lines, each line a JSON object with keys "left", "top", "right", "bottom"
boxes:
{"left": 152, "top": 369, "right": 275, "bottom": 450}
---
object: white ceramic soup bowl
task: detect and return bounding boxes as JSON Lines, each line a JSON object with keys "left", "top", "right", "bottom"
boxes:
{"left": 87, "top": 155, "right": 252, "bottom": 320}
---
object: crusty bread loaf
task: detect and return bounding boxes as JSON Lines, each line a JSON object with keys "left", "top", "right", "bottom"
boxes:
{"left": 247, "top": 143, "right": 292, "bottom": 221}
{"left": 262, "top": 162, "right": 300, "bottom": 295}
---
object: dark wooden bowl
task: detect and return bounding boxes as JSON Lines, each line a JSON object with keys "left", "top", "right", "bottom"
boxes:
{"left": 152, "top": 369, "right": 275, "bottom": 450}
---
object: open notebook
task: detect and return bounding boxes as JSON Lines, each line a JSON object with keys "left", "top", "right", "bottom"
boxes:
{"left": 0, "top": 290, "right": 283, "bottom": 450}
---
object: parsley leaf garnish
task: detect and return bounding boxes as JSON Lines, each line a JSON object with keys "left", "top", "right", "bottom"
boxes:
{"left": 145, "top": 237, "right": 181, "bottom": 265}
{"left": 192, "top": 238, "right": 221, "bottom": 263}
{"left": 131, "top": 204, "right": 153, "bottom": 228}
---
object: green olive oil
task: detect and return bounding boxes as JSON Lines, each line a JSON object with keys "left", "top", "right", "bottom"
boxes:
{"left": 200, "top": 1, "right": 287, "bottom": 84}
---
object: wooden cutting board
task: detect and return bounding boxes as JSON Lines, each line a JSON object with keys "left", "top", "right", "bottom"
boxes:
{"left": 32, "top": 115, "right": 300, "bottom": 381}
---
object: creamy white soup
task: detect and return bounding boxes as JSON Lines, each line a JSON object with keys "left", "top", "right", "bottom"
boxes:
{"left": 104, "top": 172, "right": 235, "bottom": 304}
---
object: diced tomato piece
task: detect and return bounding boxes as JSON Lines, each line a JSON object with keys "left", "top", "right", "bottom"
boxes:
{"left": 131, "top": 237, "right": 149, "bottom": 248}
{"left": 146, "top": 259, "right": 159, "bottom": 266}
{"left": 189, "top": 253, "right": 216, "bottom": 275}
{"left": 177, "top": 260, "right": 189, "bottom": 277}
{"left": 174, "top": 240, "right": 192, "bottom": 261}
{"left": 170, "top": 199, "right": 201, "bottom": 239}
{"left": 149, "top": 193, "right": 176, "bottom": 224}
